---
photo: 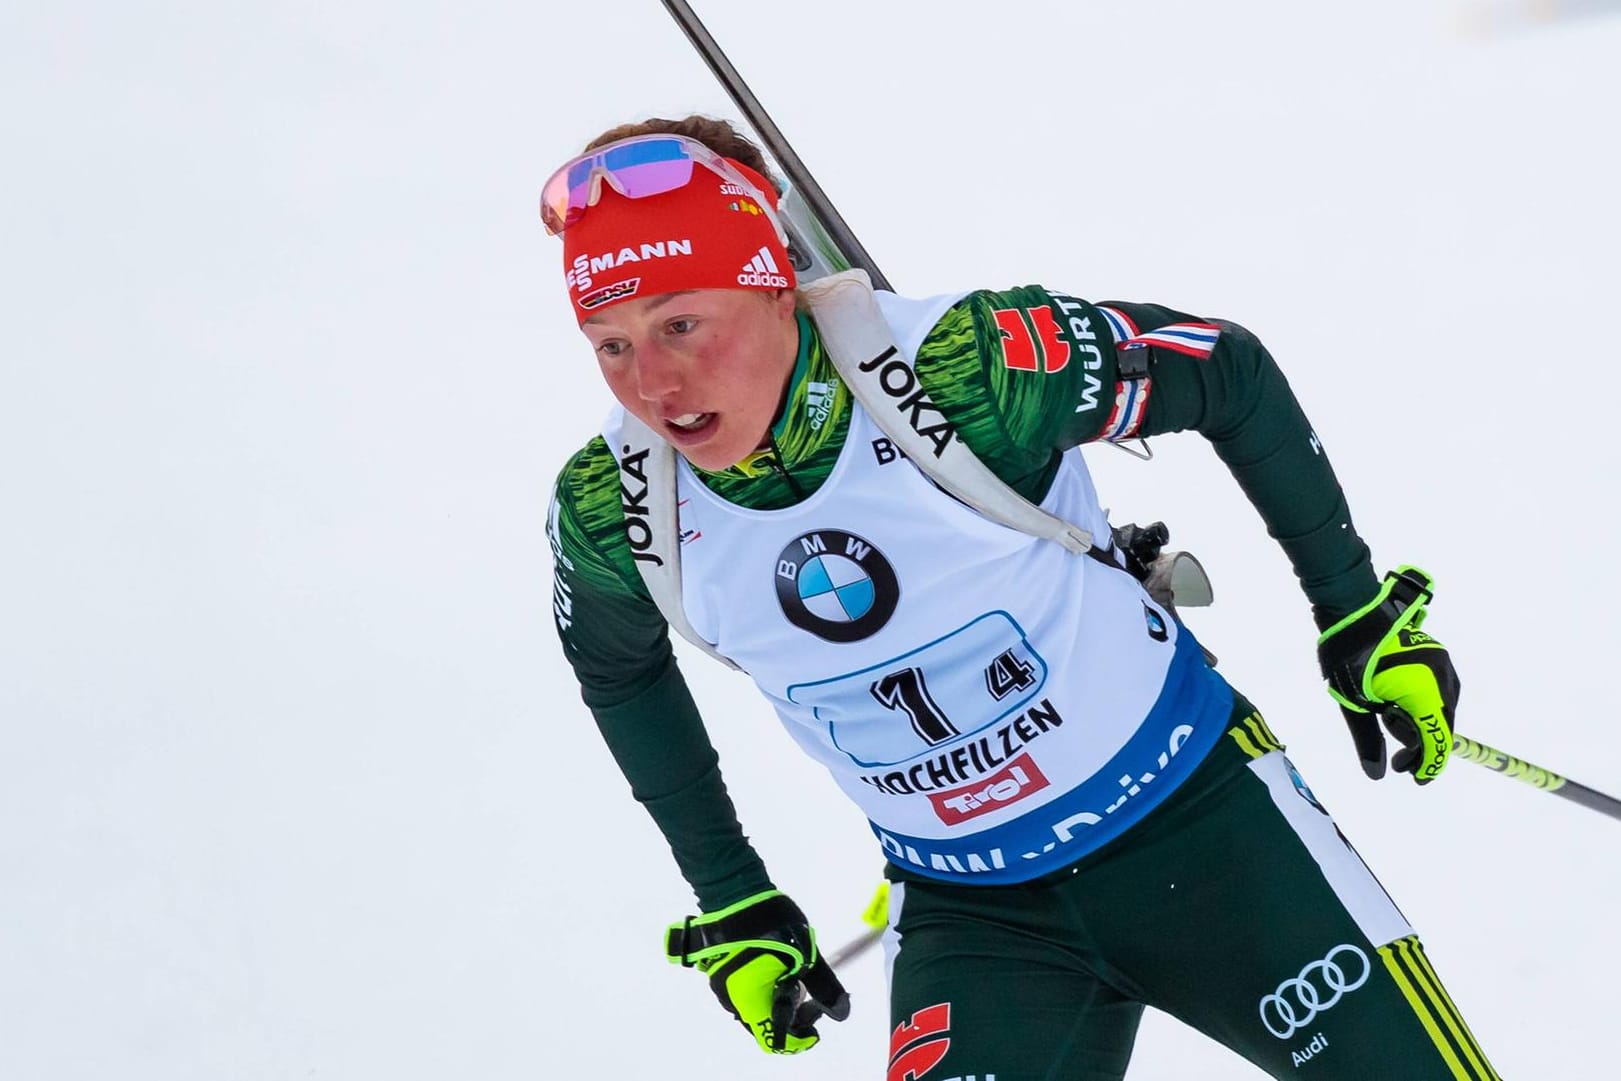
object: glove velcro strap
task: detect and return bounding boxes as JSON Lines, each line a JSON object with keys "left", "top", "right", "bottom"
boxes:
{"left": 1318, "top": 566, "right": 1436, "bottom": 706}
{"left": 664, "top": 892, "right": 812, "bottom": 969}
{"left": 1381, "top": 566, "right": 1434, "bottom": 622}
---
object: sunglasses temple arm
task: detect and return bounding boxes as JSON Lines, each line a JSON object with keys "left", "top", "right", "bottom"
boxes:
{"left": 661, "top": 0, "right": 893, "bottom": 292}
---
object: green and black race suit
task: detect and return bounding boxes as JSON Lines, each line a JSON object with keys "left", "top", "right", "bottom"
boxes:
{"left": 547, "top": 285, "right": 1377, "bottom": 912}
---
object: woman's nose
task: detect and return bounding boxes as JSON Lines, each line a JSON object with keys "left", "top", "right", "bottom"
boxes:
{"left": 632, "top": 339, "right": 682, "bottom": 401}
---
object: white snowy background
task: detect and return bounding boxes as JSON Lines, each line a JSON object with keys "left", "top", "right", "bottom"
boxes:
{"left": 4, "top": 1, "right": 1619, "bottom": 1077}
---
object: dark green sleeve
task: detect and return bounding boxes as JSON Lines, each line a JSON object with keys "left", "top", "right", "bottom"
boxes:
{"left": 1102, "top": 301, "right": 1378, "bottom": 626}
{"left": 912, "top": 288, "right": 1378, "bottom": 626}
{"left": 549, "top": 439, "right": 772, "bottom": 910}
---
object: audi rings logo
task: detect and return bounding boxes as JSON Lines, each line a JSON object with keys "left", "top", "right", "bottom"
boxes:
{"left": 1258, "top": 944, "right": 1371, "bottom": 1040}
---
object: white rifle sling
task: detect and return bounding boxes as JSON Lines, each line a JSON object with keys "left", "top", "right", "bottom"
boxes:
{"left": 614, "top": 412, "right": 741, "bottom": 671}
{"left": 800, "top": 270, "right": 1099, "bottom": 557}
{"left": 615, "top": 271, "right": 1218, "bottom": 666}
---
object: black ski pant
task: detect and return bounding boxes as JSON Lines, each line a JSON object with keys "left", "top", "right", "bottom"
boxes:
{"left": 883, "top": 708, "right": 1500, "bottom": 1080}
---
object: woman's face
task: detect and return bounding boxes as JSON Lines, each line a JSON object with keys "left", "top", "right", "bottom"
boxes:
{"left": 581, "top": 287, "right": 800, "bottom": 471}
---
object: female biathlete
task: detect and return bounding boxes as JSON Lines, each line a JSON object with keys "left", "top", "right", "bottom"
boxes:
{"left": 543, "top": 115, "right": 1498, "bottom": 1080}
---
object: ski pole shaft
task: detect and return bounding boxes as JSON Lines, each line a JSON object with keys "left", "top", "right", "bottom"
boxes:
{"left": 1452, "top": 734, "right": 1621, "bottom": 822}
{"left": 660, "top": 0, "right": 893, "bottom": 290}
{"left": 824, "top": 881, "right": 890, "bottom": 968}
{"left": 826, "top": 926, "right": 884, "bottom": 968}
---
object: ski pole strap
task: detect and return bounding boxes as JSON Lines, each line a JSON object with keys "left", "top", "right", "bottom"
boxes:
{"left": 1453, "top": 734, "right": 1621, "bottom": 823}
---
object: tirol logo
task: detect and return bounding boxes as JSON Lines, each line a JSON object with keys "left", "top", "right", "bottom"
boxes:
{"left": 738, "top": 246, "right": 790, "bottom": 288}
{"left": 775, "top": 529, "right": 899, "bottom": 642}
{"left": 929, "top": 754, "right": 1050, "bottom": 826}
{"left": 889, "top": 1003, "right": 950, "bottom": 1081}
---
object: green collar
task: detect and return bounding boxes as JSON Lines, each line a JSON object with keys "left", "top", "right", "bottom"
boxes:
{"left": 699, "top": 310, "right": 846, "bottom": 483}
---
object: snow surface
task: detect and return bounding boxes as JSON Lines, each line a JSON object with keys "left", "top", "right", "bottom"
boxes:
{"left": 3, "top": 1, "right": 1618, "bottom": 1077}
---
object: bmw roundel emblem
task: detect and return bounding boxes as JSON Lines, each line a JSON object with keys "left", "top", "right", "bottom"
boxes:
{"left": 1143, "top": 602, "right": 1169, "bottom": 642}
{"left": 774, "top": 529, "right": 899, "bottom": 642}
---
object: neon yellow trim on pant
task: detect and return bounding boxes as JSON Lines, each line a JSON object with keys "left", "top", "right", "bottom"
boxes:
{"left": 1378, "top": 936, "right": 1500, "bottom": 1080}
{"left": 1226, "top": 711, "right": 1284, "bottom": 760}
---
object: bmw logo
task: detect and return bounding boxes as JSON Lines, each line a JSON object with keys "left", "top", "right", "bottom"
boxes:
{"left": 774, "top": 529, "right": 899, "bottom": 642}
{"left": 1143, "top": 603, "right": 1169, "bottom": 642}
{"left": 1287, "top": 759, "right": 1329, "bottom": 816}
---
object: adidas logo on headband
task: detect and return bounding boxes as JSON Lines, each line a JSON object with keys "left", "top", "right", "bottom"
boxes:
{"left": 738, "top": 246, "right": 790, "bottom": 289}
{"left": 557, "top": 145, "right": 796, "bottom": 323}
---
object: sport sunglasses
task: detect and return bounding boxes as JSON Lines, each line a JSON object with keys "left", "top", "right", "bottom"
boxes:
{"left": 539, "top": 133, "right": 790, "bottom": 248}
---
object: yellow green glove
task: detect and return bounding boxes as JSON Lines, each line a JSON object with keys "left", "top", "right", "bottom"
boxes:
{"left": 665, "top": 890, "right": 850, "bottom": 1055}
{"left": 1316, "top": 566, "right": 1461, "bottom": 784}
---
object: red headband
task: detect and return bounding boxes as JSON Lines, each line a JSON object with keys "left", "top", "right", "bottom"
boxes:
{"left": 561, "top": 159, "right": 795, "bottom": 323}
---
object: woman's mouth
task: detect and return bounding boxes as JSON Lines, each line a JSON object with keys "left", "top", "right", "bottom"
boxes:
{"left": 664, "top": 412, "right": 717, "bottom": 442}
